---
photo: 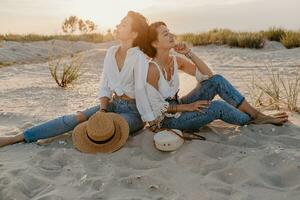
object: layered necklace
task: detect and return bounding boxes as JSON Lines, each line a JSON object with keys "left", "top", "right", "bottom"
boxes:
{"left": 154, "top": 56, "right": 175, "bottom": 87}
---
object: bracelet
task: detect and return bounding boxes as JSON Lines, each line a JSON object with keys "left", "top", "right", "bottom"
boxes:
{"left": 169, "top": 104, "right": 174, "bottom": 113}
{"left": 169, "top": 104, "right": 178, "bottom": 113}
{"left": 184, "top": 49, "right": 193, "bottom": 59}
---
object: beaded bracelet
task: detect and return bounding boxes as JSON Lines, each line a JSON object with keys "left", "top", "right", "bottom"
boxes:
{"left": 184, "top": 49, "right": 193, "bottom": 59}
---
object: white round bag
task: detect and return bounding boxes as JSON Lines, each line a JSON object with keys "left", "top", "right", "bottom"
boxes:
{"left": 153, "top": 129, "right": 184, "bottom": 152}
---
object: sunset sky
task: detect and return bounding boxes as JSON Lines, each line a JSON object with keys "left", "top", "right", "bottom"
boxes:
{"left": 0, "top": 0, "right": 299, "bottom": 34}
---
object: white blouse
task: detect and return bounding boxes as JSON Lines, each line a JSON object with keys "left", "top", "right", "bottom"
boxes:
{"left": 149, "top": 55, "right": 180, "bottom": 99}
{"left": 137, "top": 56, "right": 210, "bottom": 123}
{"left": 97, "top": 45, "right": 154, "bottom": 122}
{"left": 97, "top": 45, "right": 209, "bottom": 124}
{"left": 98, "top": 45, "right": 140, "bottom": 99}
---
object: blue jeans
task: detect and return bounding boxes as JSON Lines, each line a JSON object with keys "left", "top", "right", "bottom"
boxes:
{"left": 23, "top": 99, "right": 144, "bottom": 143}
{"left": 161, "top": 74, "right": 251, "bottom": 131}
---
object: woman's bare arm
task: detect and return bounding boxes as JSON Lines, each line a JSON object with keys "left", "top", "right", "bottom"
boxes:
{"left": 174, "top": 43, "right": 213, "bottom": 78}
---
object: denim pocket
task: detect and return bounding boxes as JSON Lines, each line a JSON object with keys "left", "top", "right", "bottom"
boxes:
{"left": 112, "top": 99, "right": 136, "bottom": 113}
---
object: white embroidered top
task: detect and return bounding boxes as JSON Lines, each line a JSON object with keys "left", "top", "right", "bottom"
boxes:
{"left": 97, "top": 45, "right": 210, "bottom": 124}
{"left": 139, "top": 55, "right": 210, "bottom": 123}
{"left": 149, "top": 55, "right": 180, "bottom": 99}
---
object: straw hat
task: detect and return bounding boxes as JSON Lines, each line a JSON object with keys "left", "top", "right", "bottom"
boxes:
{"left": 72, "top": 111, "right": 129, "bottom": 153}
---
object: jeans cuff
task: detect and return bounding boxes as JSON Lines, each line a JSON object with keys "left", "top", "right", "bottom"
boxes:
{"left": 23, "top": 129, "right": 34, "bottom": 143}
{"left": 236, "top": 96, "right": 245, "bottom": 108}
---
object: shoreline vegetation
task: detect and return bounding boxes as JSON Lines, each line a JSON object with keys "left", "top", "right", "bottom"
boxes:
{"left": 0, "top": 27, "right": 299, "bottom": 49}
{"left": 178, "top": 27, "right": 300, "bottom": 49}
{"left": 0, "top": 33, "right": 113, "bottom": 44}
{"left": 0, "top": 25, "right": 299, "bottom": 111}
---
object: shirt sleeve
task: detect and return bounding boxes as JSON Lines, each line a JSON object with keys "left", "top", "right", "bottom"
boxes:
{"left": 97, "top": 48, "right": 113, "bottom": 99}
{"left": 134, "top": 50, "right": 157, "bottom": 122}
{"left": 97, "top": 70, "right": 112, "bottom": 99}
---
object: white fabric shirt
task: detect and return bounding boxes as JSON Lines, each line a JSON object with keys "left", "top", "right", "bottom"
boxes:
{"left": 98, "top": 45, "right": 142, "bottom": 99}
{"left": 136, "top": 56, "right": 210, "bottom": 123}
{"left": 149, "top": 55, "right": 180, "bottom": 99}
{"left": 97, "top": 45, "right": 210, "bottom": 123}
{"left": 97, "top": 45, "right": 155, "bottom": 122}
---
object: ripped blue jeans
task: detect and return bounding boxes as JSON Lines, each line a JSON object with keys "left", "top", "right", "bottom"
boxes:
{"left": 23, "top": 99, "right": 144, "bottom": 143}
{"left": 161, "top": 74, "right": 251, "bottom": 131}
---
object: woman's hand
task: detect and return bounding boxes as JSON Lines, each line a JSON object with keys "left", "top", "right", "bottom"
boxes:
{"left": 174, "top": 42, "right": 190, "bottom": 55}
{"left": 184, "top": 100, "right": 210, "bottom": 112}
{"left": 148, "top": 120, "right": 160, "bottom": 132}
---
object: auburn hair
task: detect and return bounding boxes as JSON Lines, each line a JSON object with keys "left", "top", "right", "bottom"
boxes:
{"left": 145, "top": 21, "right": 166, "bottom": 58}
{"left": 127, "top": 11, "right": 149, "bottom": 53}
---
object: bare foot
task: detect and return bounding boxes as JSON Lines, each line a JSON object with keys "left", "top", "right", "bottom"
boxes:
{"left": 250, "top": 113, "right": 288, "bottom": 126}
{"left": 270, "top": 112, "right": 288, "bottom": 118}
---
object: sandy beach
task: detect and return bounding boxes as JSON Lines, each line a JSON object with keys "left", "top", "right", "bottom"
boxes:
{"left": 1, "top": 40, "right": 300, "bottom": 200}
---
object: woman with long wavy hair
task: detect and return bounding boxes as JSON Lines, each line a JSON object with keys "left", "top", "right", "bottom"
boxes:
{"left": 0, "top": 11, "right": 150, "bottom": 148}
{"left": 139, "top": 21, "right": 288, "bottom": 132}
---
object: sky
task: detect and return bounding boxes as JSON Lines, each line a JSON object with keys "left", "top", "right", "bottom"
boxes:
{"left": 0, "top": 0, "right": 299, "bottom": 34}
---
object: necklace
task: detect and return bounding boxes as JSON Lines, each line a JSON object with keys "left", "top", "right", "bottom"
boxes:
{"left": 154, "top": 57, "right": 174, "bottom": 83}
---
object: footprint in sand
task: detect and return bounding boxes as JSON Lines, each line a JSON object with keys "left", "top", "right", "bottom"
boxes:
{"left": 115, "top": 175, "right": 178, "bottom": 199}
{"left": 199, "top": 144, "right": 235, "bottom": 159}
{"left": 30, "top": 149, "right": 74, "bottom": 176}
{"left": 118, "top": 155, "right": 161, "bottom": 170}
{"left": 36, "top": 195, "right": 64, "bottom": 200}
{"left": 211, "top": 168, "right": 248, "bottom": 185}
{"left": 110, "top": 149, "right": 162, "bottom": 170}
{"left": 200, "top": 160, "right": 230, "bottom": 176}
{"left": 2, "top": 173, "right": 53, "bottom": 199}
{"left": 0, "top": 112, "right": 30, "bottom": 130}
{"left": 275, "top": 136, "right": 300, "bottom": 148}
{"left": 260, "top": 152, "right": 287, "bottom": 169}
{"left": 259, "top": 166, "right": 300, "bottom": 188}
{"left": 79, "top": 193, "right": 107, "bottom": 200}
{"left": 174, "top": 152, "right": 207, "bottom": 173}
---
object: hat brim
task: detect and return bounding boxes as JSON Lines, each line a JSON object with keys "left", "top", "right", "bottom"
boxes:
{"left": 72, "top": 113, "right": 129, "bottom": 153}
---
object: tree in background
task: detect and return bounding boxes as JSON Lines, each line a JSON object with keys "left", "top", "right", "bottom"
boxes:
{"left": 62, "top": 16, "right": 97, "bottom": 34}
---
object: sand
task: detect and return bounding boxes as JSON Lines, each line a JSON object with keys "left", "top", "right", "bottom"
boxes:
{"left": 0, "top": 40, "right": 300, "bottom": 200}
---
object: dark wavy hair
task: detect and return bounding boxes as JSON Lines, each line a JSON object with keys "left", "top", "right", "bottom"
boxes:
{"left": 127, "top": 11, "right": 149, "bottom": 53}
{"left": 144, "top": 21, "right": 166, "bottom": 58}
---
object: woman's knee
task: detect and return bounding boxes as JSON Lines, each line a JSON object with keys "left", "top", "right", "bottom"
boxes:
{"left": 209, "top": 74, "right": 225, "bottom": 83}
{"left": 209, "top": 100, "right": 227, "bottom": 108}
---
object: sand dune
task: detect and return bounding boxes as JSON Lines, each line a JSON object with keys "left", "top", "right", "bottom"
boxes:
{"left": 0, "top": 40, "right": 300, "bottom": 200}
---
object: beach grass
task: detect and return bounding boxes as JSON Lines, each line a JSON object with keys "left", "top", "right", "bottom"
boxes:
{"left": 262, "top": 27, "right": 286, "bottom": 42}
{"left": 0, "top": 33, "right": 113, "bottom": 43}
{"left": 249, "top": 66, "right": 300, "bottom": 112}
{"left": 48, "top": 41, "right": 84, "bottom": 87}
{"left": 179, "top": 27, "right": 300, "bottom": 49}
{"left": 281, "top": 31, "right": 300, "bottom": 49}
